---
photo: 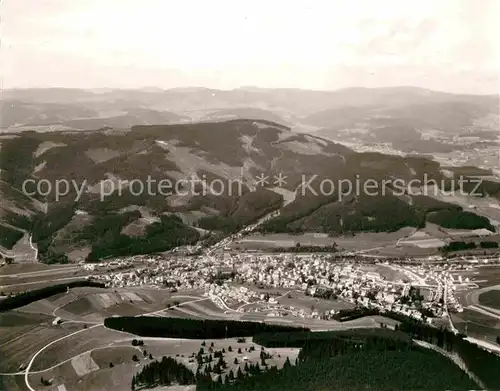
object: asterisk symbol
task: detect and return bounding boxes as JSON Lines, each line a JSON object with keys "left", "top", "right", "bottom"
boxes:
{"left": 273, "top": 173, "right": 287, "bottom": 187}
{"left": 254, "top": 173, "right": 269, "bottom": 187}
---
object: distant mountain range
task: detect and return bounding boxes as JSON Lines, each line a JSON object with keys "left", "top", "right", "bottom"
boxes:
{"left": 2, "top": 86, "right": 498, "bottom": 154}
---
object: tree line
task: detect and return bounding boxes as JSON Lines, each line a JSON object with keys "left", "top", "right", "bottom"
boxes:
{"left": 269, "top": 244, "right": 338, "bottom": 253}
{"left": 197, "top": 329, "right": 476, "bottom": 391}
{"left": 84, "top": 214, "right": 200, "bottom": 262}
{"left": 104, "top": 316, "right": 308, "bottom": 339}
{"left": 132, "top": 356, "right": 196, "bottom": 389}
{"left": 428, "top": 210, "right": 494, "bottom": 231}
{"left": 253, "top": 327, "right": 411, "bottom": 348}
{"left": 440, "top": 240, "right": 500, "bottom": 254}
{"left": 0, "top": 280, "right": 105, "bottom": 312}
{"left": 0, "top": 223, "right": 24, "bottom": 250}
{"left": 329, "top": 307, "right": 500, "bottom": 390}
{"left": 118, "top": 313, "right": 500, "bottom": 390}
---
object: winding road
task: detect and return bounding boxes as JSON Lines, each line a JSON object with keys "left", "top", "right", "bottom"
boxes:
{"left": 23, "top": 324, "right": 102, "bottom": 391}
{"left": 1, "top": 295, "right": 212, "bottom": 390}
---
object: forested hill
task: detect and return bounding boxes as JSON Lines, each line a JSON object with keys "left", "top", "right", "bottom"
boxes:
{"left": 1, "top": 119, "right": 498, "bottom": 262}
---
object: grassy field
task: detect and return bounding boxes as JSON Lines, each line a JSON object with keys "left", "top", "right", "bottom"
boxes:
{"left": 59, "top": 363, "right": 140, "bottom": 391}
{"left": 451, "top": 310, "right": 500, "bottom": 344}
{"left": 13, "top": 286, "right": 187, "bottom": 324}
{"left": 0, "top": 270, "right": 89, "bottom": 287}
{"left": 0, "top": 321, "right": 82, "bottom": 373}
{"left": 167, "top": 301, "right": 244, "bottom": 321}
{"left": 276, "top": 293, "right": 354, "bottom": 313}
{"left": 31, "top": 326, "right": 134, "bottom": 371}
{"left": 27, "top": 360, "right": 81, "bottom": 391}
{"left": 0, "top": 286, "right": 403, "bottom": 391}
{"left": 0, "top": 264, "right": 83, "bottom": 295}
{"left": 23, "top": 336, "right": 299, "bottom": 391}
{"left": 0, "top": 263, "right": 77, "bottom": 275}
{"left": 156, "top": 296, "right": 381, "bottom": 331}
{"left": 460, "top": 266, "right": 500, "bottom": 288}
{"left": 231, "top": 230, "right": 441, "bottom": 257}
{"left": 478, "top": 289, "right": 500, "bottom": 310}
{"left": 164, "top": 307, "right": 206, "bottom": 320}
{"left": 129, "top": 337, "right": 299, "bottom": 381}
{"left": 233, "top": 230, "right": 420, "bottom": 252}
{"left": 0, "top": 312, "right": 58, "bottom": 373}
{"left": 360, "top": 264, "right": 410, "bottom": 282}
{"left": 29, "top": 360, "right": 191, "bottom": 391}
{"left": 0, "top": 374, "right": 29, "bottom": 391}
{"left": 57, "top": 290, "right": 163, "bottom": 321}
{"left": 91, "top": 346, "right": 140, "bottom": 367}
{"left": 0, "top": 276, "right": 93, "bottom": 295}
{"left": 0, "top": 310, "right": 52, "bottom": 329}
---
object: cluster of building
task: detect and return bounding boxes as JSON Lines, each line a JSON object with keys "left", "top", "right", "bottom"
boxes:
{"left": 206, "top": 284, "right": 260, "bottom": 308}
{"left": 80, "top": 259, "right": 133, "bottom": 271}
{"left": 85, "top": 251, "right": 476, "bottom": 323}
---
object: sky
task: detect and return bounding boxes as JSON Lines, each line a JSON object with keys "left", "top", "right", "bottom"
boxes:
{"left": 2, "top": 0, "right": 499, "bottom": 94}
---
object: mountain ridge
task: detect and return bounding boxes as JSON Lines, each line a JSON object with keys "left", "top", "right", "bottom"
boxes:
{"left": 1, "top": 118, "right": 498, "bottom": 263}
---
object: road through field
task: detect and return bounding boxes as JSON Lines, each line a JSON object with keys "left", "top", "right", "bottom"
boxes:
{"left": 23, "top": 324, "right": 102, "bottom": 391}
{"left": 0, "top": 276, "right": 88, "bottom": 290}
{"left": 1, "top": 297, "right": 209, "bottom": 376}
{"left": 464, "top": 284, "right": 500, "bottom": 306}
{"left": 0, "top": 266, "right": 80, "bottom": 279}
{"left": 414, "top": 339, "right": 484, "bottom": 389}
{"left": 467, "top": 305, "right": 500, "bottom": 320}
{"left": 463, "top": 284, "right": 500, "bottom": 322}
{"left": 0, "top": 295, "right": 210, "bottom": 391}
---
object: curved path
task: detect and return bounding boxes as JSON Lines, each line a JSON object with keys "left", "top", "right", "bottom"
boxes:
{"left": 463, "top": 284, "right": 500, "bottom": 321}
{"left": 464, "top": 284, "right": 500, "bottom": 308}
{"left": 1, "top": 296, "right": 213, "bottom": 390}
{"left": 414, "top": 339, "right": 485, "bottom": 390}
{"left": 23, "top": 324, "right": 102, "bottom": 390}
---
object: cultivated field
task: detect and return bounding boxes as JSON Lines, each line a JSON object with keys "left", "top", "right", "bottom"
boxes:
{"left": 276, "top": 292, "right": 354, "bottom": 313}
{"left": 0, "top": 282, "right": 405, "bottom": 391}
{"left": 71, "top": 351, "right": 100, "bottom": 377}
{"left": 0, "top": 264, "right": 92, "bottom": 295}
{"left": 232, "top": 228, "right": 442, "bottom": 257}
{"left": 0, "top": 319, "right": 82, "bottom": 373}
{"left": 0, "top": 270, "right": 89, "bottom": 288}
{"left": 22, "top": 334, "right": 300, "bottom": 391}
{"left": 451, "top": 310, "right": 500, "bottom": 344}
{"left": 0, "top": 263, "right": 413, "bottom": 391}
{"left": 0, "top": 374, "right": 30, "bottom": 391}
{"left": 360, "top": 264, "right": 409, "bottom": 282}
{"left": 234, "top": 230, "right": 414, "bottom": 251}
{"left": 478, "top": 289, "right": 500, "bottom": 310}
{"left": 459, "top": 266, "right": 500, "bottom": 289}
{"left": 14, "top": 286, "right": 194, "bottom": 324}
{"left": 0, "top": 264, "right": 77, "bottom": 275}
{"left": 91, "top": 346, "right": 140, "bottom": 367}
{"left": 32, "top": 326, "right": 135, "bottom": 371}
{"left": 28, "top": 361, "right": 137, "bottom": 391}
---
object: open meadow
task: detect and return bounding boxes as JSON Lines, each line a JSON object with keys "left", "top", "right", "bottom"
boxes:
{"left": 0, "top": 264, "right": 92, "bottom": 295}
{"left": 478, "top": 289, "right": 500, "bottom": 310}
{"left": 24, "top": 335, "right": 299, "bottom": 391}
{"left": 2, "top": 261, "right": 494, "bottom": 391}
{"left": 0, "top": 316, "right": 82, "bottom": 373}
{"left": 451, "top": 310, "right": 500, "bottom": 345}
{"left": 30, "top": 325, "right": 136, "bottom": 372}
{"left": 275, "top": 292, "right": 354, "bottom": 313}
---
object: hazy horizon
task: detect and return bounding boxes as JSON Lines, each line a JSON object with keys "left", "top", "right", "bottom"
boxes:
{"left": 3, "top": 85, "right": 499, "bottom": 97}
{"left": 2, "top": 0, "right": 499, "bottom": 94}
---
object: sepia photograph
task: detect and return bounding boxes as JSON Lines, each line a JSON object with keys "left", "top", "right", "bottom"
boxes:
{"left": 1, "top": 1, "right": 499, "bottom": 390}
